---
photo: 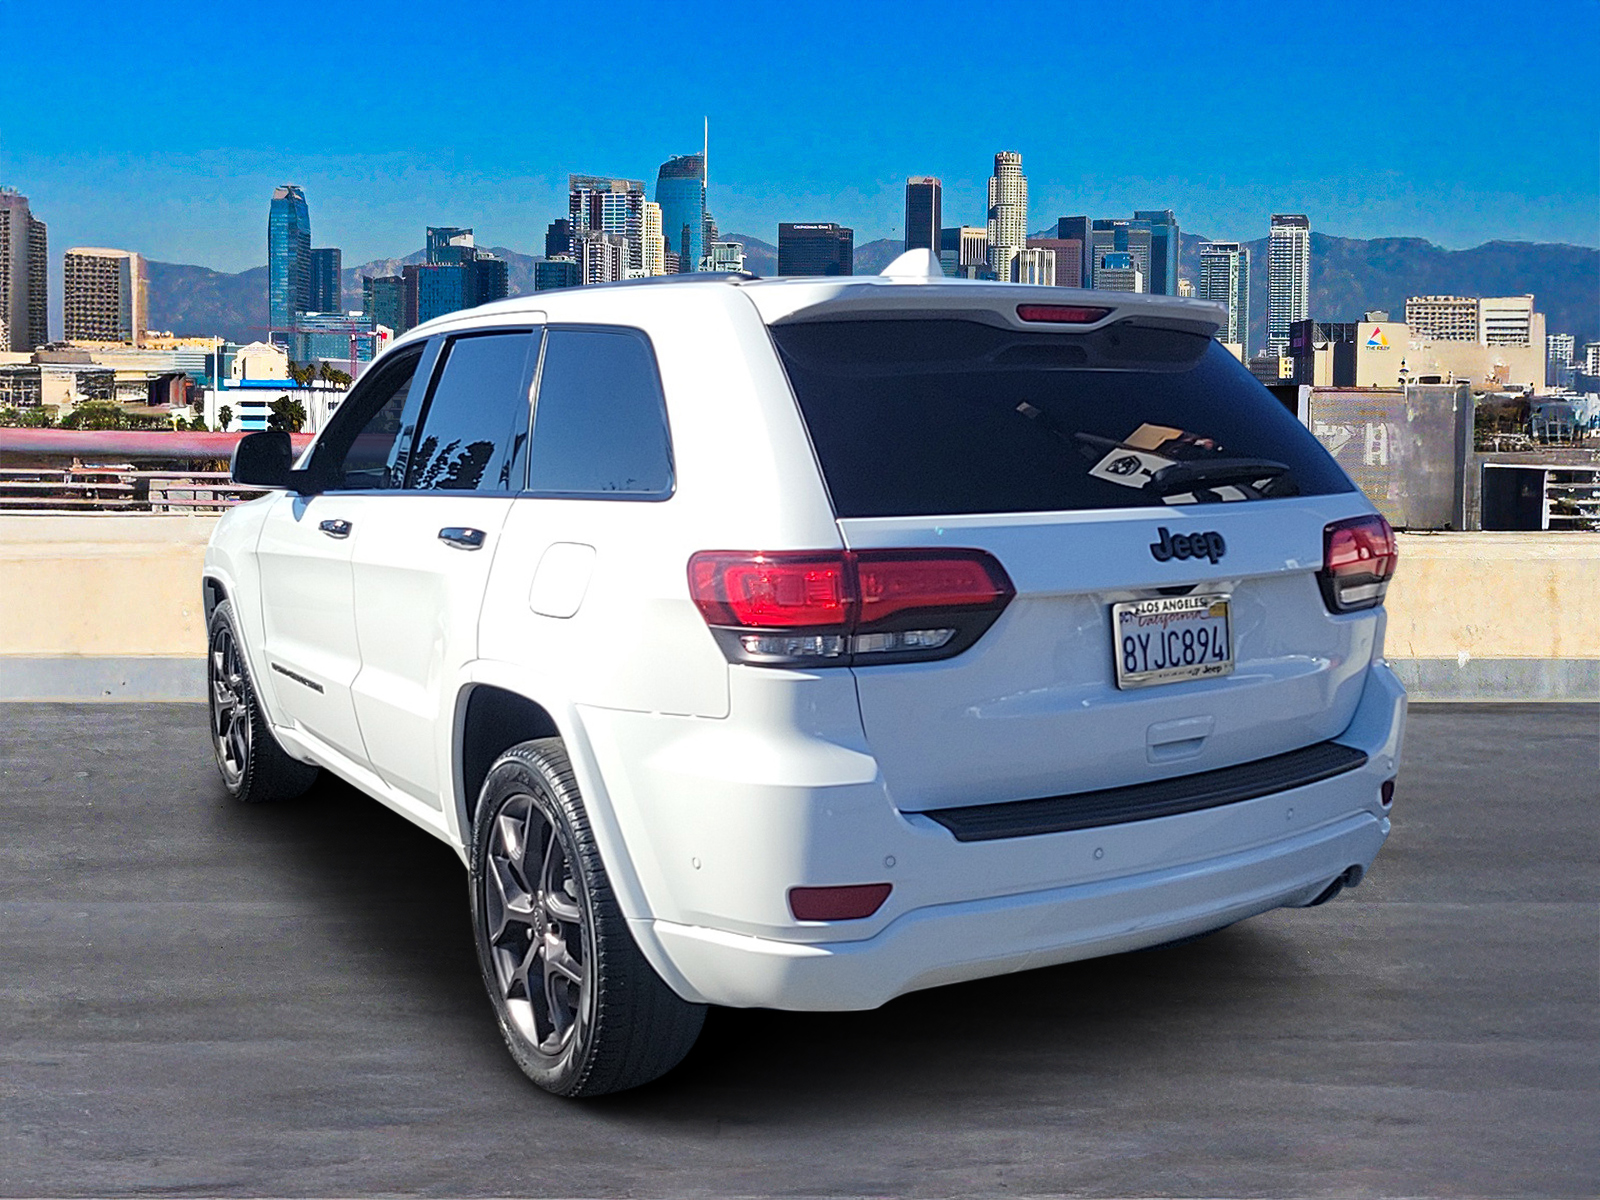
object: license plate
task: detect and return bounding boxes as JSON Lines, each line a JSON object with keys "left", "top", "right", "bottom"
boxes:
{"left": 1112, "top": 594, "right": 1233, "bottom": 689}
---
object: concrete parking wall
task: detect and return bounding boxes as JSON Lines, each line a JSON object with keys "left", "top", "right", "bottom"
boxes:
{"left": 1, "top": 517, "right": 1595, "bottom": 702}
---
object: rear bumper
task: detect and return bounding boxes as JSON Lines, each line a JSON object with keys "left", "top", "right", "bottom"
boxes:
{"left": 643, "top": 807, "right": 1386, "bottom": 1010}
{"left": 596, "top": 660, "right": 1406, "bottom": 1011}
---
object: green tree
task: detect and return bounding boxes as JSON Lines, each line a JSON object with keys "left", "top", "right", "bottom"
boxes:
{"left": 326, "top": 366, "right": 352, "bottom": 387}
{"left": 58, "top": 401, "right": 131, "bottom": 430}
{"left": 268, "top": 395, "right": 306, "bottom": 433}
{"left": 218, "top": 404, "right": 234, "bottom": 431}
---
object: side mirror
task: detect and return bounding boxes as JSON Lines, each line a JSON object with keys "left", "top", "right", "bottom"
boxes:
{"left": 231, "top": 430, "right": 293, "bottom": 488}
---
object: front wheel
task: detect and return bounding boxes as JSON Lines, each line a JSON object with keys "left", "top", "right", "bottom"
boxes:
{"left": 469, "top": 738, "right": 705, "bottom": 1097}
{"left": 206, "top": 599, "right": 320, "bottom": 804}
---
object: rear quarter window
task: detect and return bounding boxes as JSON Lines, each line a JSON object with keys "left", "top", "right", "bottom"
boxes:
{"left": 772, "top": 319, "right": 1354, "bottom": 518}
{"left": 525, "top": 326, "right": 673, "bottom": 499}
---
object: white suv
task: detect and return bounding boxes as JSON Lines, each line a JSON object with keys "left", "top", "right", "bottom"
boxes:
{"left": 205, "top": 254, "right": 1405, "bottom": 1096}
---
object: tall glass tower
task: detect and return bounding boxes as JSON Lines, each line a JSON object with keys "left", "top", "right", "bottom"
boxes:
{"left": 654, "top": 153, "right": 706, "bottom": 274}
{"left": 268, "top": 185, "right": 311, "bottom": 344}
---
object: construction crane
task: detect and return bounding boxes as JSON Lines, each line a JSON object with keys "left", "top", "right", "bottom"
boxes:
{"left": 252, "top": 323, "right": 391, "bottom": 380}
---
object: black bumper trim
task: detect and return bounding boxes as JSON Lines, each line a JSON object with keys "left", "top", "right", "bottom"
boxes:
{"left": 920, "top": 741, "right": 1370, "bottom": 843}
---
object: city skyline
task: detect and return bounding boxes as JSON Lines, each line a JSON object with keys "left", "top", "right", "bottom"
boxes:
{"left": 7, "top": 0, "right": 1596, "bottom": 285}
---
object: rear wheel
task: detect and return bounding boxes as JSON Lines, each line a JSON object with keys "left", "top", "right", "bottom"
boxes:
{"left": 207, "top": 600, "right": 320, "bottom": 804}
{"left": 469, "top": 738, "right": 705, "bottom": 1097}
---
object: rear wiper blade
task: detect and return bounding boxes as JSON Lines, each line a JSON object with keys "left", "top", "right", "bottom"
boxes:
{"left": 1145, "top": 457, "right": 1292, "bottom": 497}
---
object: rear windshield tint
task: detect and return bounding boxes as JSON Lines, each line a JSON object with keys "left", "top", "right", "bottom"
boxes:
{"left": 772, "top": 319, "right": 1354, "bottom": 518}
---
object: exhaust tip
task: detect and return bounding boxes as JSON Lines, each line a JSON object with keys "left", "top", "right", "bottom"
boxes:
{"left": 1308, "top": 865, "right": 1366, "bottom": 907}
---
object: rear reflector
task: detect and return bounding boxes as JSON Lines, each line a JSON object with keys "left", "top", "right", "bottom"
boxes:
{"left": 688, "top": 548, "right": 1014, "bottom": 666}
{"left": 1016, "top": 304, "right": 1112, "bottom": 324}
{"left": 1318, "top": 514, "right": 1397, "bottom": 612}
{"left": 788, "top": 883, "right": 892, "bottom": 921}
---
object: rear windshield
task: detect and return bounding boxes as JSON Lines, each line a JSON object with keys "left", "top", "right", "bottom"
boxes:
{"left": 772, "top": 319, "right": 1354, "bottom": 518}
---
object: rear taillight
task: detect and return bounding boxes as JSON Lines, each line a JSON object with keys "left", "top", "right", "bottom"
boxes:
{"left": 688, "top": 549, "right": 1014, "bottom": 666}
{"left": 1318, "top": 515, "right": 1398, "bottom": 612}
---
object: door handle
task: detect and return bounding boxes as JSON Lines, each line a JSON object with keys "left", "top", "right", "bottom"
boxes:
{"left": 318, "top": 519, "right": 352, "bottom": 539}
{"left": 439, "top": 526, "right": 486, "bottom": 551}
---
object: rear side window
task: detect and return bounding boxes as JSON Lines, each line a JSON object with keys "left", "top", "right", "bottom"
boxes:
{"left": 406, "top": 331, "right": 538, "bottom": 492}
{"left": 772, "top": 320, "right": 1354, "bottom": 518}
{"left": 526, "top": 327, "right": 673, "bottom": 499}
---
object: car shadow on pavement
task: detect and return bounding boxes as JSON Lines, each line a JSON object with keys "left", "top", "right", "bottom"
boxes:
{"left": 230, "top": 761, "right": 1307, "bottom": 1122}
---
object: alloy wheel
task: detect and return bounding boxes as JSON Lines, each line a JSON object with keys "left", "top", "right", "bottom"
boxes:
{"left": 483, "top": 794, "right": 589, "bottom": 1056}
{"left": 209, "top": 625, "right": 251, "bottom": 788}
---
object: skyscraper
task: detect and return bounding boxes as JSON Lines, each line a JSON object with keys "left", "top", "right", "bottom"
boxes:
{"left": 309, "top": 248, "right": 342, "bottom": 312}
{"left": 63, "top": 247, "right": 146, "bottom": 345}
{"left": 427, "top": 227, "right": 476, "bottom": 265}
{"left": 778, "top": 223, "right": 853, "bottom": 276}
{"left": 642, "top": 202, "right": 666, "bottom": 276}
{"left": 1011, "top": 247, "right": 1055, "bottom": 286}
{"left": 1133, "top": 209, "right": 1180, "bottom": 296}
{"left": 545, "top": 219, "right": 574, "bottom": 260}
{"left": 0, "top": 188, "right": 49, "bottom": 352}
{"left": 571, "top": 176, "right": 645, "bottom": 273}
{"left": 1089, "top": 219, "right": 1153, "bottom": 291}
{"left": 986, "top": 152, "right": 1027, "bottom": 282}
{"left": 940, "top": 226, "right": 990, "bottom": 278}
{"left": 573, "top": 231, "right": 628, "bottom": 285}
{"left": 904, "top": 177, "right": 942, "bottom": 255}
{"left": 1027, "top": 238, "right": 1082, "bottom": 289}
{"left": 1095, "top": 252, "right": 1144, "bottom": 293}
{"left": 362, "top": 275, "right": 406, "bottom": 334}
{"left": 268, "top": 185, "right": 311, "bottom": 345}
{"left": 654, "top": 153, "right": 706, "bottom": 273}
{"left": 1267, "top": 214, "right": 1311, "bottom": 355}
{"left": 1056, "top": 216, "right": 1091, "bottom": 287}
{"left": 1198, "top": 242, "right": 1250, "bottom": 354}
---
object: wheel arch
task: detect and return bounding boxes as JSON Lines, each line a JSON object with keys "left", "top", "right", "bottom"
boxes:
{"left": 453, "top": 682, "right": 562, "bottom": 837}
{"left": 202, "top": 572, "right": 228, "bottom": 622}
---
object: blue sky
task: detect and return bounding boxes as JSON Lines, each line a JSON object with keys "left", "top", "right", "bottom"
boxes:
{"left": 7, "top": 0, "right": 1598, "bottom": 272}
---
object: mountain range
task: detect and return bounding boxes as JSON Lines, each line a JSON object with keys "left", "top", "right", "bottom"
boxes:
{"left": 144, "top": 234, "right": 1598, "bottom": 350}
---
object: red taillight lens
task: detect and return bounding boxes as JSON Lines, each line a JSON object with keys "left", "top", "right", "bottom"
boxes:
{"left": 687, "top": 549, "right": 1014, "bottom": 666}
{"left": 856, "top": 551, "right": 1013, "bottom": 625}
{"left": 789, "top": 883, "right": 892, "bottom": 921}
{"left": 1016, "top": 304, "right": 1112, "bottom": 324}
{"left": 688, "top": 552, "right": 852, "bottom": 628}
{"left": 1318, "top": 515, "right": 1398, "bottom": 612}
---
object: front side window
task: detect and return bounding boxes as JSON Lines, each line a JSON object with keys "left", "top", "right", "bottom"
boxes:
{"left": 526, "top": 327, "right": 673, "bottom": 499}
{"left": 310, "top": 346, "right": 422, "bottom": 491}
{"left": 405, "top": 331, "right": 539, "bottom": 493}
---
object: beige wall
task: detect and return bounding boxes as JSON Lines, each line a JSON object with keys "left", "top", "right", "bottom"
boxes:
{"left": 0, "top": 516, "right": 212, "bottom": 657}
{"left": 1382, "top": 531, "right": 1599, "bottom": 660}
{"left": 2, "top": 518, "right": 1594, "bottom": 668}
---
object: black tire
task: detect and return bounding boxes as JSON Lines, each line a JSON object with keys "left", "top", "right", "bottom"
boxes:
{"left": 469, "top": 737, "right": 705, "bottom": 1097}
{"left": 206, "top": 599, "right": 320, "bottom": 804}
